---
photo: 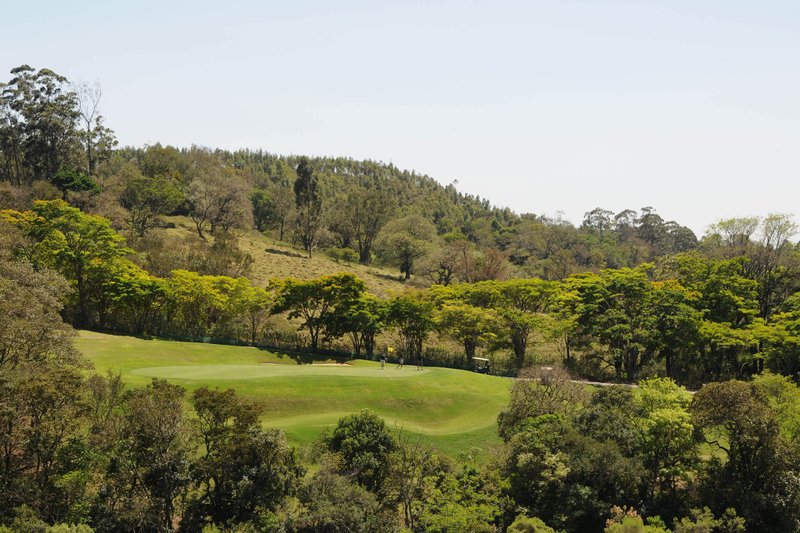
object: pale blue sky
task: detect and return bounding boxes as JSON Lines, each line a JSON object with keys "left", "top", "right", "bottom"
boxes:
{"left": 3, "top": 0, "right": 800, "bottom": 233}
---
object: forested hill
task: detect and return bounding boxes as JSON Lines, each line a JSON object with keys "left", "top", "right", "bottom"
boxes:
{"left": 0, "top": 65, "right": 708, "bottom": 286}
{"left": 111, "top": 144, "right": 700, "bottom": 281}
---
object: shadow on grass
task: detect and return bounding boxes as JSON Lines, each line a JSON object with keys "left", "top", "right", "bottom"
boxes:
{"left": 370, "top": 270, "right": 405, "bottom": 283}
{"left": 264, "top": 247, "right": 307, "bottom": 259}
{"left": 256, "top": 345, "right": 356, "bottom": 365}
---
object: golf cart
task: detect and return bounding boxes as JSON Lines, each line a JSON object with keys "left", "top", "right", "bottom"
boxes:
{"left": 473, "top": 357, "right": 491, "bottom": 374}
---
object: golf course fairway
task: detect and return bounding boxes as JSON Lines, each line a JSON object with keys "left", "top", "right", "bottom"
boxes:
{"left": 75, "top": 331, "right": 511, "bottom": 457}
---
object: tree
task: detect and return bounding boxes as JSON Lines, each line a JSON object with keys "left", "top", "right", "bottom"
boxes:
{"left": 240, "top": 285, "right": 273, "bottom": 345}
{"left": 106, "top": 264, "right": 166, "bottom": 335}
{"left": 293, "top": 157, "right": 322, "bottom": 257}
{"left": 325, "top": 410, "right": 396, "bottom": 494}
{"left": 0, "top": 65, "right": 81, "bottom": 186}
{"left": 379, "top": 215, "right": 436, "bottom": 280}
{"left": 673, "top": 507, "right": 746, "bottom": 533}
{"left": 501, "top": 415, "right": 644, "bottom": 532}
{"left": 576, "top": 386, "right": 640, "bottom": 456}
{"left": 497, "top": 365, "right": 585, "bottom": 440}
{"left": 566, "top": 266, "right": 700, "bottom": 381}
{"left": 94, "top": 379, "right": 190, "bottom": 532}
{"left": 0, "top": 256, "right": 89, "bottom": 521}
{"left": 692, "top": 380, "right": 800, "bottom": 531}
{"left": 346, "top": 188, "right": 395, "bottom": 265}
{"left": 2, "top": 200, "right": 130, "bottom": 327}
{"left": 582, "top": 207, "right": 614, "bottom": 238}
{"left": 436, "top": 301, "right": 499, "bottom": 363}
{"left": 119, "top": 169, "right": 183, "bottom": 236}
{"left": 634, "top": 379, "right": 699, "bottom": 517}
{"left": 187, "top": 166, "right": 251, "bottom": 239}
{"left": 269, "top": 161, "right": 297, "bottom": 241}
{"left": 293, "top": 468, "right": 395, "bottom": 533}
{"left": 271, "top": 273, "right": 366, "bottom": 351}
{"left": 419, "top": 238, "right": 468, "bottom": 286}
{"left": 327, "top": 293, "right": 386, "bottom": 357}
{"left": 250, "top": 188, "right": 274, "bottom": 233}
{"left": 495, "top": 279, "right": 557, "bottom": 368}
{"left": 415, "top": 461, "right": 514, "bottom": 533}
{"left": 73, "top": 81, "right": 116, "bottom": 176}
{"left": 51, "top": 168, "right": 98, "bottom": 201}
{"left": 507, "top": 516, "right": 557, "bottom": 533}
{"left": 705, "top": 214, "right": 800, "bottom": 320}
{"left": 387, "top": 431, "right": 437, "bottom": 529}
{"left": 183, "top": 387, "right": 302, "bottom": 529}
{"left": 386, "top": 292, "right": 436, "bottom": 364}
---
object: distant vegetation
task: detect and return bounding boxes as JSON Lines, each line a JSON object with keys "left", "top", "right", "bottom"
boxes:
{"left": 2, "top": 63, "right": 800, "bottom": 531}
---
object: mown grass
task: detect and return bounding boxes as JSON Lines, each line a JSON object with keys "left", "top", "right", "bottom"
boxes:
{"left": 76, "top": 331, "right": 511, "bottom": 458}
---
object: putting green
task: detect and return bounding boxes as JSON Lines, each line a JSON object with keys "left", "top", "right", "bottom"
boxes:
{"left": 75, "top": 331, "right": 511, "bottom": 457}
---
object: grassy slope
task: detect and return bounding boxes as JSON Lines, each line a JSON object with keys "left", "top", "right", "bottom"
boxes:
{"left": 76, "top": 331, "right": 510, "bottom": 458}
{"left": 163, "top": 216, "right": 413, "bottom": 297}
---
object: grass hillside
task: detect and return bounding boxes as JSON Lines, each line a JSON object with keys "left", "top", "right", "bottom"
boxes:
{"left": 162, "top": 216, "right": 413, "bottom": 296}
{"left": 76, "top": 331, "right": 510, "bottom": 458}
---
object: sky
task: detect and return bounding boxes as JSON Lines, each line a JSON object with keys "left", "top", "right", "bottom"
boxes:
{"left": 3, "top": 0, "right": 800, "bottom": 235}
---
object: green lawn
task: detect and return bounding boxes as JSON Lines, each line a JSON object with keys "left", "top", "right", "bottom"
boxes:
{"left": 75, "top": 331, "right": 511, "bottom": 458}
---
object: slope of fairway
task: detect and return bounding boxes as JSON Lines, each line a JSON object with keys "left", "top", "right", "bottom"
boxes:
{"left": 76, "top": 331, "right": 511, "bottom": 457}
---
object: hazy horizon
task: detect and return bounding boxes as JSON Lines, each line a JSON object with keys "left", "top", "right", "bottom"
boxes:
{"left": 4, "top": 0, "right": 800, "bottom": 235}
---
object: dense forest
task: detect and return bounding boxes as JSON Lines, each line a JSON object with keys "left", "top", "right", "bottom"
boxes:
{"left": 2, "top": 65, "right": 800, "bottom": 532}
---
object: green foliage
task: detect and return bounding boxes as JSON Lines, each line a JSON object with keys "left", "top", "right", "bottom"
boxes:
{"left": 673, "top": 507, "right": 746, "bottom": 533}
{"left": 507, "top": 516, "right": 556, "bottom": 532}
{"left": 272, "top": 273, "right": 366, "bottom": 350}
{"left": 415, "top": 462, "right": 513, "bottom": 533}
{"left": 2, "top": 199, "right": 130, "bottom": 326}
{"left": 565, "top": 266, "right": 701, "bottom": 381}
{"left": 378, "top": 214, "right": 436, "bottom": 280}
{"left": 119, "top": 170, "right": 183, "bottom": 236}
{"left": 604, "top": 507, "right": 670, "bottom": 533}
{"left": 183, "top": 387, "right": 303, "bottom": 529}
{"left": 576, "top": 386, "right": 639, "bottom": 455}
{"left": 51, "top": 168, "right": 99, "bottom": 199}
{"left": 502, "top": 414, "right": 645, "bottom": 532}
{"left": 293, "top": 156, "right": 323, "bottom": 256}
{"left": 386, "top": 292, "right": 436, "bottom": 362}
{"left": 326, "top": 293, "right": 386, "bottom": 357}
{"left": 435, "top": 301, "right": 499, "bottom": 362}
{"left": 497, "top": 365, "right": 586, "bottom": 440}
{"left": 692, "top": 380, "right": 800, "bottom": 531}
{"left": 325, "top": 410, "right": 397, "bottom": 494}
{"left": 0, "top": 65, "right": 81, "bottom": 186}
{"left": 292, "top": 469, "right": 396, "bottom": 532}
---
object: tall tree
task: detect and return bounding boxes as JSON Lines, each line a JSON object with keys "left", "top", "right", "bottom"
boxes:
{"left": 706, "top": 214, "right": 800, "bottom": 320}
{"left": 293, "top": 156, "right": 322, "bottom": 257}
{"left": 0, "top": 65, "right": 81, "bottom": 185}
{"left": 386, "top": 292, "right": 435, "bottom": 363}
{"left": 73, "top": 81, "right": 117, "bottom": 176}
{"left": 346, "top": 188, "right": 395, "bottom": 265}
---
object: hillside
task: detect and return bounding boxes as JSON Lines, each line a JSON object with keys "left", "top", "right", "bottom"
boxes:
{"left": 162, "top": 215, "right": 412, "bottom": 296}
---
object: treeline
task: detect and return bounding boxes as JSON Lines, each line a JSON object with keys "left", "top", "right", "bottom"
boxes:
{"left": 3, "top": 200, "right": 800, "bottom": 386}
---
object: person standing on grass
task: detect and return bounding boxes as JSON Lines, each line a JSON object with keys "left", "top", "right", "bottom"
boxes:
{"left": 398, "top": 355, "right": 404, "bottom": 370}
{"left": 417, "top": 353, "right": 423, "bottom": 371}
{"left": 380, "top": 353, "right": 386, "bottom": 369}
